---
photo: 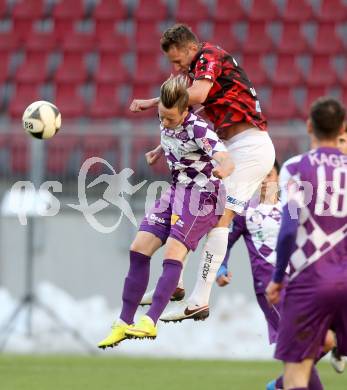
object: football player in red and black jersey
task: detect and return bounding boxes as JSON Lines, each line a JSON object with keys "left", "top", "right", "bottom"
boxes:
{"left": 130, "top": 24, "right": 276, "bottom": 322}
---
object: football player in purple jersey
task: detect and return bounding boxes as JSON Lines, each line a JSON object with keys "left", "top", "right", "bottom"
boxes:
{"left": 98, "top": 75, "right": 233, "bottom": 349}
{"left": 214, "top": 160, "right": 337, "bottom": 390}
{"left": 266, "top": 97, "right": 347, "bottom": 390}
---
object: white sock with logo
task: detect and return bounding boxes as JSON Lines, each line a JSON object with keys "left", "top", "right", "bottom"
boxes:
{"left": 188, "top": 227, "right": 229, "bottom": 307}
{"left": 177, "top": 252, "right": 189, "bottom": 289}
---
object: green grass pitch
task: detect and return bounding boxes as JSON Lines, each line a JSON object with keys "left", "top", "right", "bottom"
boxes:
{"left": 0, "top": 355, "right": 346, "bottom": 390}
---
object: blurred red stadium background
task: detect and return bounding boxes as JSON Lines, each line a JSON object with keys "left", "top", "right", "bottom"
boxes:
{"left": 0, "top": 0, "right": 346, "bottom": 187}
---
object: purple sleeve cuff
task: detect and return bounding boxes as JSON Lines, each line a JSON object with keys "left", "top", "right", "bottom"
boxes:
{"left": 273, "top": 203, "right": 299, "bottom": 283}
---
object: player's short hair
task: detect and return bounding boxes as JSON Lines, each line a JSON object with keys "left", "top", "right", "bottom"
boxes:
{"left": 310, "top": 97, "right": 346, "bottom": 140}
{"left": 160, "top": 24, "right": 198, "bottom": 52}
{"left": 160, "top": 75, "right": 189, "bottom": 114}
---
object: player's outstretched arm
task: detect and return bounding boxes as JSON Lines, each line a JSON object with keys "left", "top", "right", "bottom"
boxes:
{"left": 129, "top": 97, "right": 160, "bottom": 112}
{"left": 129, "top": 77, "right": 212, "bottom": 112}
{"left": 212, "top": 151, "right": 234, "bottom": 179}
{"left": 187, "top": 79, "right": 213, "bottom": 105}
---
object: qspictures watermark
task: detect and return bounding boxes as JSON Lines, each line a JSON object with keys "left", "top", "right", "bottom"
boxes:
{"left": 3, "top": 157, "right": 346, "bottom": 233}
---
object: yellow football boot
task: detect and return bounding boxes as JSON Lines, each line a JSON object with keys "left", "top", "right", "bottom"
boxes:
{"left": 125, "top": 315, "right": 157, "bottom": 340}
{"left": 98, "top": 322, "right": 133, "bottom": 349}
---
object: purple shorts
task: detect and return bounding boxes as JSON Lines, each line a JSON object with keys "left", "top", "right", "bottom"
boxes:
{"left": 275, "top": 261, "right": 347, "bottom": 362}
{"left": 140, "top": 183, "right": 225, "bottom": 251}
{"left": 256, "top": 293, "right": 282, "bottom": 344}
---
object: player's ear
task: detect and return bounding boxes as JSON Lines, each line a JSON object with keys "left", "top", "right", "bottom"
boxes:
{"left": 187, "top": 41, "right": 198, "bottom": 53}
{"left": 338, "top": 121, "right": 347, "bottom": 135}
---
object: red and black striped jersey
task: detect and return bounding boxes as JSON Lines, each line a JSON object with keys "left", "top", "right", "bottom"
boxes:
{"left": 188, "top": 42, "right": 267, "bottom": 131}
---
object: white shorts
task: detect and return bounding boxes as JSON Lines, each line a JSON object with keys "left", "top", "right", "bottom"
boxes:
{"left": 223, "top": 129, "right": 275, "bottom": 214}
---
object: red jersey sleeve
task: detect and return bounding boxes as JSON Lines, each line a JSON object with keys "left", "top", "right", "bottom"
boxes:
{"left": 193, "top": 51, "right": 222, "bottom": 83}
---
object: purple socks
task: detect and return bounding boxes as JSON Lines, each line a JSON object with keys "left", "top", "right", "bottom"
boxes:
{"left": 120, "top": 254, "right": 182, "bottom": 325}
{"left": 146, "top": 259, "right": 183, "bottom": 324}
{"left": 275, "top": 366, "right": 322, "bottom": 390}
{"left": 120, "top": 250, "right": 151, "bottom": 325}
{"left": 307, "top": 367, "right": 324, "bottom": 390}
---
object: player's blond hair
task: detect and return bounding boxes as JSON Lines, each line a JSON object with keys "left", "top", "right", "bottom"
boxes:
{"left": 160, "top": 75, "right": 189, "bottom": 114}
{"left": 160, "top": 24, "right": 198, "bottom": 52}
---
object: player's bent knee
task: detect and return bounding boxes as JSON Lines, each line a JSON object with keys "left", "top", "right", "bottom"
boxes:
{"left": 130, "top": 231, "right": 162, "bottom": 256}
{"left": 164, "top": 237, "right": 188, "bottom": 261}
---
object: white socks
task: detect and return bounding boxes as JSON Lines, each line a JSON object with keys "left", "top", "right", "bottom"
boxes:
{"left": 188, "top": 227, "right": 229, "bottom": 307}
{"left": 177, "top": 252, "right": 189, "bottom": 289}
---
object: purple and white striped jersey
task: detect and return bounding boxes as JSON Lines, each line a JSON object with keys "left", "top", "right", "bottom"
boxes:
{"left": 222, "top": 198, "right": 283, "bottom": 293}
{"left": 274, "top": 147, "right": 347, "bottom": 281}
{"left": 160, "top": 112, "right": 227, "bottom": 189}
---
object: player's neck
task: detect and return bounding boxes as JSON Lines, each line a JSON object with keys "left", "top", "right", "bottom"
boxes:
{"left": 313, "top": 139, "right": 339, "bottom": 149}
{"left": 180, "top": 111, "right": 190, "bottom": 127}
{"left": 260, "top": 192, "right": 278, "bottom": 205}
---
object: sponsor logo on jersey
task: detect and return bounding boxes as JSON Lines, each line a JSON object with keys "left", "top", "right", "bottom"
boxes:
{"left": 171, "top": 214, "right": 184, "bottom": 227}
{"left": 175, "top": 219, "right": 184, "bottom": 227}
{"left": 249, "top": 210, "right": 264, "bottom": 226}
{"left": 207, "top": 61, "right": 215, "bottom": 72}
{"left": 201, "top": 137, "right": 212, "bottom": 152}
{"left": 171, "top": 214, "right": 180, "bottom": 225}
{"left": 226, "top": 196, "right": 247, "bottom": 208}
{"left": 149, "top": 213, "right": 165, "bottom": 224}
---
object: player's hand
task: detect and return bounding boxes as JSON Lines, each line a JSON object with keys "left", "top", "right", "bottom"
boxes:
{"left": 145, "top": 146, "right": 163, "bottom": 165}
{"left": 212, "top": 165, "right": 233, "bottom": 179}
{"left": 265, "top": 281, "right": 283, "bottom": 305}
{"left": 129, "top": 99, "right": 155, "bottom": 112}
{"left": 216, "top": 264, "right": 232, "bottom": 287}
{"left": 216, "top": 273, "right": 232, "bottom": 287}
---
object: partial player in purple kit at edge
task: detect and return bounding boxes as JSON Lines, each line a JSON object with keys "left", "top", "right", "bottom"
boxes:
{"left": 214, "top": 160, "right": 343, "bottom": 390}
{"left": 216, "top": 160, "right": 284, "bottom": 343}
{"left": 266, "top": 97, "right": 347, "bottom": 390}
{"left": 98, "top": 75, "right": 234, "bottom": 348}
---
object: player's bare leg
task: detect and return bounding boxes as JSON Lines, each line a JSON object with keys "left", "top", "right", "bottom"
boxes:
{"left": 283, "top": 359, "right": 314, "bottom": 390}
